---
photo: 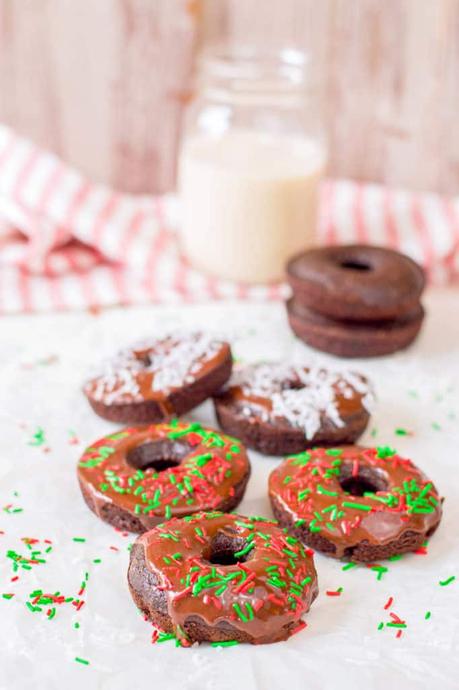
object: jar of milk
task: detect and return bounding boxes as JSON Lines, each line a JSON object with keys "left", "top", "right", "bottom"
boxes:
{"left": 178, "top": 45, "right": 327, "bottom": 284}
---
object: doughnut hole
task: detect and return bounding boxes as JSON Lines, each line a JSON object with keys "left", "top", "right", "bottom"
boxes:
{"left": 204, "top": 530, "right": 252, "bottom": 566}
{"left": 339, "top": 462, "right": 389, "bottom": 496}
{"left": 339, "top": 259, "right": 372, "bottom": 272}
{"left": 126, "top": 439, "right": 192, "bottom": 472}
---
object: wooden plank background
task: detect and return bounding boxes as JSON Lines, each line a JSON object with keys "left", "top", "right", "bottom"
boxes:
{"left": 0, "top": 0, "right": 458, "bottom": 195}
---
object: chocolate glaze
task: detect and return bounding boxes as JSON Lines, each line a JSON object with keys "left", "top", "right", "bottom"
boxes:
{"left": 128, "top": 512, "right": 318, "bottom": 645}
{"left": 84, "top": 333, "right": 231, "bottom": 406}
{"left": 78, "top": 421, "right": 250, "bottom": 532}
{"left": 214, "top": 363, "right": 373, "bottom": 452}
{"left": 269, "top": 446, "right": 442, "bottom": 560}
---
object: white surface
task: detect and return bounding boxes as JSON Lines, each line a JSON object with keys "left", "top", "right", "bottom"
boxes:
{"left": 0, "top": 291, "right": 458, "bottom": 690}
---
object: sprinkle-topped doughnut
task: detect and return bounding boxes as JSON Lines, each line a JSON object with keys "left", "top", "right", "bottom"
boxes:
{"left": 128, "top": 512, "right": 318, "bottom": 645}
{"left": 214, "top": 363, "right": 374, "bottom": 455}
{"left": 269, "top": 446, "right": 442, "bottom": 562}
{"left": 77, "top": 421, "right": 250, "bottom": 533}
{"left": 83, "top": 332, "right": 232, "bottom": 423}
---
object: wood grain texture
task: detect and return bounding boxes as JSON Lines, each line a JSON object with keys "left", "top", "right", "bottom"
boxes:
{"left": 0, "top": 0, "right": 457, "bottom": 194}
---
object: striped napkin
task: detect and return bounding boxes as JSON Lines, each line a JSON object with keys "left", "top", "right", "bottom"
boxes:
{"left": 0, "top": 124, "right": 458, "bottom": 314}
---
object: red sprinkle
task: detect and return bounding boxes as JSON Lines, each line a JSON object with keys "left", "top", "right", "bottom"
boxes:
{"left": 326, "top": 589, "right": 342, "bottom": 597}
{"left": 396, "top": 629, "right": 403, "bottom": 639}
{"left": 384, "top": 596, "right": 393, "bottom": 610}
{"left": 291, "top": 620, "right": 307, "bottom": 636}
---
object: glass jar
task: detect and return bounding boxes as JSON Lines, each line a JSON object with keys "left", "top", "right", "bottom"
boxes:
{"left": 178, "top": 45, "right": 327, "bottom": 284}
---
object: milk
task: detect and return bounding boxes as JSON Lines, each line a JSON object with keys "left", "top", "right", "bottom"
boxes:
{"left": 178, "top": 129, "right": 326, "bottom": 283}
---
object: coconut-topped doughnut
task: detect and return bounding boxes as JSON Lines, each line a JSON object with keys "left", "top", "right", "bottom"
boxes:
{"left": 83, "top": 332, "right": 232, "bottom": 423}
{"left": 213, "top": 363, "right": 374, "bottom": 455}
{"left": 269, "top": 446, "right": 442, "bottom": 562}
{"left": 128, "top": 512, "right": 318, "bottom": 645}
{"left": 77, "top": 421, "right": 250, "bottom": 533}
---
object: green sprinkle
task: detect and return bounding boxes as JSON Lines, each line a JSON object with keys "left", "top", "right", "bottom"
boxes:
{"left": 233, "top": 542, "right": 255, "bottom": 559}
{"left": 157, "top": 632, "right": 176, "bottom": 643}
{"left": 28, "top": 427, "right": 46, "bottom": 447}
{"left": 233, "top": 602, "right": 248, "bottom": 622}
{"left": 425, "top": 611, "right": 431, "bottom": 620}
{"left": 72, "top": 537, "right": 86, "bottom": 543}
{"left": 74, "top": 622, "right": 80, "bottom": 629}
{"left": 342, "top": 562, "right": 357, "bottom": 571}
{"left": 395, "top": 428, "right": 410, "bottom": 436}
{"left": 309, "top": 520, "right": 321, "bottom": 533}
{"left": 195, "top": 453, "right": 213, "bottom": 467}
{"left": 2, "top": 593, "right": 14, "bottom": 600}
{"left": 386, "top": 622, "right": 407, "bottom": 629}
{"left": 439, "top": 576, "right": 455, "bottom": 587}
{"left": 372, "top": 566, "right": 388, "bottom": 581}
{"left": 245, "top": 602, "right": 254, "bottom": 621}
{"left": 342, "top": 501, "right": 372, "bottom": 512}
{"left": 377, "top": 622, "right": 384, "bottom": 630}
{"left": 74, "top": 657, "right": 89, "bottom": 665}
{"left": 376, "top": 446, "right": 396, "bottom": 459}
{"left": 431, "top": 422, "right": 442, "bottom": 431}
{"left": 325, "top": 449, "right": 343, "bottom": 456}
{"left": 291, "top": 451, "right": 311, "bottom": 466}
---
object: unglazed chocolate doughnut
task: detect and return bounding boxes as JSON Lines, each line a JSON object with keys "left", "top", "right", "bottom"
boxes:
{"left": 83, "top": 332, "right": 232, "bottom": 423}
{"left": 128, "top": 512, "right": 318, "bottom": 645}
{"left": 77, "top": 421, "right": 250, "bottom": 532}
{"left": 287, "top": 299, "right": 425, "bottom": 358}
{"left": 214, "top": 363, "right": 374, "bottom": 455}
{"left": 287, "top": 245, "right": 426, "bottom": 322}
{"left": 269, "top": 446, "right": 442, "bottom": 562}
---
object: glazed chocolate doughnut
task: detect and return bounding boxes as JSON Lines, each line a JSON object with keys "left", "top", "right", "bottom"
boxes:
{"left": 83, "top": 332, "right": 232, "bottom": 424}
{"left": 214, "top": 363, "right": 374, "bottom": 456}
{"left": 78, "top": 421, "right": 250, "bottom": 533}
{"left": 287, "top": 245, "right": 426, "bottom": 322}
{"left": 128, "top": 512, "right": 318, "bottom": 645}
{"left": 287, "top": 298, "right": 425, "bottom": 358}
{"left": 269, "top": 446, "right": 442, "bottom": 562}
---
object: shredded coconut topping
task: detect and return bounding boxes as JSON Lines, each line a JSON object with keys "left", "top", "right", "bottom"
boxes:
{"left": 86, "top": 332, "right": 225, "bottom": 404}
{"left": 226, "top": 363, "right": 374, "bottom": 439}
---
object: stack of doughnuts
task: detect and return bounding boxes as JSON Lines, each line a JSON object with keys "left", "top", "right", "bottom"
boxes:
{"left": 286, "top": 244, "right": 426, "bottom": 357}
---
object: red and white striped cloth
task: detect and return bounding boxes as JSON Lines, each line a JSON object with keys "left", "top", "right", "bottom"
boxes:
{"left": 0, "top": 124, "right": 458, "bottom": 314}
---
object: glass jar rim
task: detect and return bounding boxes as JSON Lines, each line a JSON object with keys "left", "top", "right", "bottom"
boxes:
{"left": 197, "top": 43, "right": 311, "bottom": 92}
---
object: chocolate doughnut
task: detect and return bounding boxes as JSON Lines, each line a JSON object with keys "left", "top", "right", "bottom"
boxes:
{"left": 77, "top": 421, "right": 250, "bottom": 533}
{"left": 269, "top": 446, "right": 442, "bottom": 562}
{"left": 83, "top": 332, "right": 232, "bottom": 424}
{"left": 214, "top": 363, "right": 374, "bottom": 456}
{"left": 287, "top": 299, "right": 425, "bottom": 358}
{"left": 287, "top": 245, "right": 426, "bottom": 322}
{"left": 128, "top": 512, "right": 318, "bottom": 645}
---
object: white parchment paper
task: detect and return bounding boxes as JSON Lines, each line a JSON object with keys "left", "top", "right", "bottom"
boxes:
{"left": 0, "top": 292, "right": 458, "bottom": 690}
